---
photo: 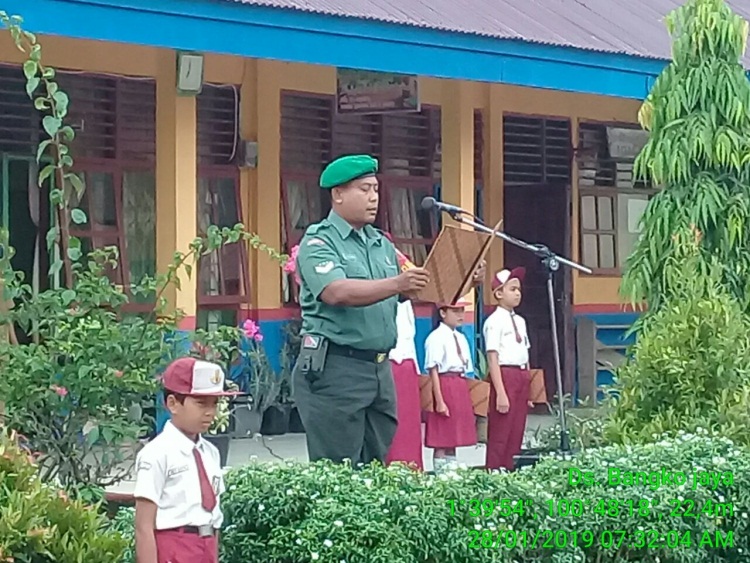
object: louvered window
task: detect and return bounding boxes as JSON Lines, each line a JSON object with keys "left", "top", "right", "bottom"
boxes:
{"left": 577, "top": 122, "right": 653, "bottom": 274}
{"left": 196, "top": 84, "right": 247, "bottom": 308}
{"left": 0, "top": 64, "right": 41, "bottom": 155}
{"left": 55, "top": 72, "right": 157, "bottom": 309}
{"left": 198, "top": 85, "right": 239, "bottom": 166}
{"left": 503, "top": 115, "right": 571, "bottom": 186}
{"left": 280, "top": 91, "right": 444, "bottom": 303}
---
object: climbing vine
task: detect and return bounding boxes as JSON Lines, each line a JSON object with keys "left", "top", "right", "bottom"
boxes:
{"left": 622, "top": 0, "right": 750, "bottom": 313}
{"left": 0, "top": 11, "right": 83, "bottom": 288}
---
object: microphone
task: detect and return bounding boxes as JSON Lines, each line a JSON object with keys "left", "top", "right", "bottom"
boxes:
{"left": 421, "top": 196, "right": 467, "bottom": 216}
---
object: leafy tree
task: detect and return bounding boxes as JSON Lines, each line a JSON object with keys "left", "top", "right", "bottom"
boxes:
{"left": 622, "top": 0, "right": 750, "bottom": 312}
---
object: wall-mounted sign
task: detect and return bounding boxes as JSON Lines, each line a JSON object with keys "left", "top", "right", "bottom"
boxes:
{"left": 606, "top": 127, "right": 649, "bottom": 159}
{"left": 336, "top": 68, "right": 420, "bottom": 115}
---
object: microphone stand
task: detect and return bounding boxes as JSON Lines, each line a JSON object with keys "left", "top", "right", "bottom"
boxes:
{"left": 441, "top": 208, "right": 592, "bottom": 455}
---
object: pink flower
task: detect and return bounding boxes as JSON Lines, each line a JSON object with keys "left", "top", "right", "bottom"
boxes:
{"left": 284, "top": 245, "right": 302, "bottom": 285}
{"left": 253, "top": 333, "right": 264, "bottom": 343}
{"left": 114, "top": 370, "right": 124, "bottom": 378}
{"left": 242, "top": 319, "right": 260, "bottom": 339}
{"left": 50, "top": 385, "right": 68, "bottom": 397}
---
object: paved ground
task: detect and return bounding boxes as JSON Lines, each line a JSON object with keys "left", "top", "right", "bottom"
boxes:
{"left": 106, "top": 414, "right": 557, "bottom": 498}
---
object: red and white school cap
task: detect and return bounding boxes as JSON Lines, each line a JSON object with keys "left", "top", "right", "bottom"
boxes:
{"left": 161, "top": 357, "right": 241, "bottom": 397}
{"left": 492, "top": 266, "right": 526, "bottom": 290}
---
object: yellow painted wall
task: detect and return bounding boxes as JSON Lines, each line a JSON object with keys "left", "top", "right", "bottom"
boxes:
{"left": 0, "top": 35, "right": 639, "bottom": 311}
{"left": 267, "top": 60, "right": 638, "bottom": 307}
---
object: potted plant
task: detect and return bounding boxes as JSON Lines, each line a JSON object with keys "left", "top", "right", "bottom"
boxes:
{"left": 204, "top": 380, "right": 238, "bottom": 467}
{"left": 228, "top": 319, "right": 284, "bottom": 438}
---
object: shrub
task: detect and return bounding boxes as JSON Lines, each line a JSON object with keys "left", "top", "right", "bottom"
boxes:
{"left": 209, "top": 431, "right": 747, "bottom": 562}
{"left": 0, "top": 429, "right": 126, "bottom": 561}
{"left": 605, "top": 231, "right": 750, "bottom": 448}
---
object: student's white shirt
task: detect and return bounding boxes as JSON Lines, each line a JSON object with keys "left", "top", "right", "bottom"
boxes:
{"left": 424, "top": 322, "right": 473, "bottom": 375}
{"left": 483, "top": 306, "right": 530, "bottom": 366}
{"left": 133, "top": 421, "right": 225, "bottom": 530}
{"left": 389, "top": 301, "right": 419, "bottom": 365}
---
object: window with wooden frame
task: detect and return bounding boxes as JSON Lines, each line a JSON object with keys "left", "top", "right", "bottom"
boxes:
{"left": 58, "top": 73, "right": 157, "bottom": 308}
{"left": 577, "top": 122, "right": 652, "bottom": 274}
{"left": 196, "top": 84, "right": 249, "bottom": 309}
{"left": 279, "top": 91, "right": 445, "bottom": 304}
{"left": 503, "top": 115, "right": 571, "bottom": 186}
{"left": 0, "top": 64, "right": 41, "bottom": 155}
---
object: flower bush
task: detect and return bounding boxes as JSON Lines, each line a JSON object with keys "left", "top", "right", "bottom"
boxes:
{"left": 115, "top": 431, "right": 750, "bottom": 562}
{"left": 605, "top": 230, "right": 750, "bottom": 448}
{"left": 0, "top": 429, "right": 126, "bottom": 561}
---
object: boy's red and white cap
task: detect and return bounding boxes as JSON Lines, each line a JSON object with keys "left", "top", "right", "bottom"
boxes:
{"left": 162, "top": 357, "right": 241, "bottom": 397}
{"left": 492, "top": 266, "right": 526, "bottom": 290}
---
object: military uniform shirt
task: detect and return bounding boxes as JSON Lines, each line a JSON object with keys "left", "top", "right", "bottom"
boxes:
{"left": 296, "top": 210, "right": 399, "bottom": 352}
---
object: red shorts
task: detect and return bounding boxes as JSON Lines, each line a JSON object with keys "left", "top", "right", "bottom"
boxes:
{"left": 155, "top": 528, "right": 218, "bottom": 563}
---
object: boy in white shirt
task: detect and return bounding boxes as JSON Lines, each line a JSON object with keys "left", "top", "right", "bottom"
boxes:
{"left": 134, "top": 357, "right": 240, "bottom": 563}
{"left": 424, "top": 297, "right": 477, "bottom": 473}
{"left": 483, "top": 267, "right": 532, "bottom": 470}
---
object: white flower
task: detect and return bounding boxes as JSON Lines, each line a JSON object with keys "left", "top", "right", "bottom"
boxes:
{"left": 334, "top": 520, "right": 344, "bottom": 527}
{"left": 311, "top": 553, "right": 319, "bottom": 560}
{"left": 258, "top": 504, "right": 265, "bottom": 511}
{"left": 296, "top": 538, "right": 302, "bottom": 545}
{"left": 324, "top": 539, "right": 333, "bottom": 548}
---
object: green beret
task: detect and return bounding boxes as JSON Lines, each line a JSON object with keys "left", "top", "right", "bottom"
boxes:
{"left": 319, "top": 155, "right": 379, "bottom": 189}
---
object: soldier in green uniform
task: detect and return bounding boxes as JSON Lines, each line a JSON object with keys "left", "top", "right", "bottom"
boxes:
{"left": 293, "top": 154, "right": 431, "bottom": 465}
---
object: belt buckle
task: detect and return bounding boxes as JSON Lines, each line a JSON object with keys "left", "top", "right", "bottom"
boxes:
{"left": 376, "top": 353, "right": 386, "bottom": 364}
{"left": 197, "top": 525, "right": 214, "bottom": 537}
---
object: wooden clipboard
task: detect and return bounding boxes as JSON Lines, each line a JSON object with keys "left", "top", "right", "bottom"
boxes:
{"left": 415, "top": 219, "right": 503, "bottom": 304}
{"left": 419, "top": 376, "right": 490, "bottom": 416}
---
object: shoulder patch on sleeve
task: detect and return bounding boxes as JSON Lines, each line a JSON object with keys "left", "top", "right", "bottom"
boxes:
{"left": 314, "top": 261, "right": 335, "bottom": 274}
{"left": 306, "top": 237, "right": 326, "bottom": 247}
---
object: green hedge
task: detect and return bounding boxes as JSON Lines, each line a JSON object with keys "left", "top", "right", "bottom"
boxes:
{"left": 0, "top": 430, "right": 126, "bottom": 562}
{"left": 116, "top": 431, "right": 748, "bottom": 562}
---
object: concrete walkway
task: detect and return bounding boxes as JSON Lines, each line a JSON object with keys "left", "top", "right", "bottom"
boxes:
{"left": 106, "top": 414, "right": 557, "bottom": 499}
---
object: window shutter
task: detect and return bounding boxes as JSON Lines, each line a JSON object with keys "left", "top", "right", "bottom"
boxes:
{"left": 381, "top": 110, "right": 435, "bottom": 177}
{"left": 117, "top": 79, "right": 156, "bottom": 162}
{"left": 197, "top": 85, "right": 239, "bottom": 166}
{"left": 331, "top": 113, "right": 380, "bottom": 161}
{"left": 503, "top": 115, "right": 571, "bottom": 185}
{"left": 0, "top": 64, "right": 41, "bottom": 154}
{"left": 58, "top": 73, "right": 117, "bottom": 160}
{"left": 281, "top": 92, "right": 333, "bottom": 173}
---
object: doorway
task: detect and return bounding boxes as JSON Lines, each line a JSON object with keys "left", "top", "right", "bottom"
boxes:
{"left": 1, "top": 154, "right": 53, "bottom": 342}
{"left": 503, "top": 183, "right": 574, "bottom": 402}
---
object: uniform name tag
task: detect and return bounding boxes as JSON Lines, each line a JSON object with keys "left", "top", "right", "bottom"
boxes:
{"left": 167, "top": 464, "right": 190, "bottom": 479}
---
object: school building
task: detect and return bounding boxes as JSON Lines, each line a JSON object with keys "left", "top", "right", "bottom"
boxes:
{"left": 3, "top": 0, "right": 732, "bottom": 400}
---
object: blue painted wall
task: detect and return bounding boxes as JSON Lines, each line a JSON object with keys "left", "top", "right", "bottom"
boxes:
{"left": 4, "top": 0, "right": 666, "bottom": 99}
{"left": 573, "top": 311, "right": 640, "bottom": 402}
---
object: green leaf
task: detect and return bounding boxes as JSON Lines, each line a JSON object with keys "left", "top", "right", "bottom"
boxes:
{"left": 86, "top": 426, "right": 100, "bottom": 446}
{"left": 61, "top": 289, "right": 76, "bottom": 305}
{"left": 46, "top": 227, "right": 59, "bottom": 250}
{"left": 67, "top": 247, "right": 82, "bottom": 261}
{"left": 67, "top": 172, "right": 85, "bottom": 198}
{"left": 38, "top": 164, "right": 56, "bottom": 187}
{"left": 42, "top": 115, "right": 61, "bottom": 137}
{"left": 49, "top": 259, "right": 63, "bottom": 277}
{"left": 25, "top": 76, "right": 39, "bottom": 98}
{"left": 71, "top": 208, "right": 87, "bottom": 225}
{"left": 53, "top": 90, "right": 69, "bottom": 118}
{"left": 22, "top": 59, "right": 36, "bottom": 79}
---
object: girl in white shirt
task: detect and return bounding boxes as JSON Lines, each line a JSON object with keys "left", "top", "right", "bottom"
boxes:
{"left": 483, "top": 267, "right": 532, "bottom": 470}
{"left": 383, "top": 234, "right": 424, "bottom": 470}
{"left": 424, "top": 297, "right": 477, "bottom": 473}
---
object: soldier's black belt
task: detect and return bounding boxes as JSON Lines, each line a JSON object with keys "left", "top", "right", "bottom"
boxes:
{"left": 328, "top": 343, "right": 388, "bottom": 364}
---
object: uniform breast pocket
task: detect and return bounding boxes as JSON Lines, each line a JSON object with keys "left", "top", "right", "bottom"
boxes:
{"left": 345, "top": 263, "right": 369, "bottom": 279}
